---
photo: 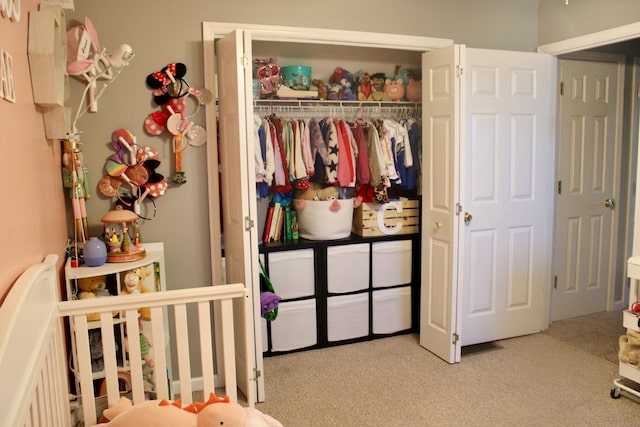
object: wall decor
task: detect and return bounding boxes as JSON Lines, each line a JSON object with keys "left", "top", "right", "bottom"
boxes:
{"left": 1, "top": 0, "right": 21, "bottom": 22}
{"left": 0, "top": 48, "right": 15, "bottom": 103}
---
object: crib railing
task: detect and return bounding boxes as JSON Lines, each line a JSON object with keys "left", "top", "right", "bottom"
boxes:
{"left": 57, "top": 283, "right": 250, "bottom": 426}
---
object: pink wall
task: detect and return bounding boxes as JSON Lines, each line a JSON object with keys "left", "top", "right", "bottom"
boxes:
{"left": 0, "top": 0, "right": 69, "bottom": 304}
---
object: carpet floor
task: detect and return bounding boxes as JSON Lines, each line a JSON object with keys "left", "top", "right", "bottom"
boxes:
{"left": 254, "top": 310, "right": 640, "bottom": 426}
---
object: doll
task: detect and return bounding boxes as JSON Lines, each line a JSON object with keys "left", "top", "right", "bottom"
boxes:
{"left": 62, "top": 140, "right": 90, "bottom": 242}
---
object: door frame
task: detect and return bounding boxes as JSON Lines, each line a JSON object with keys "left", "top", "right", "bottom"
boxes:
{"left": 553, "top": 54, "right": 626, "bottom": 319}
{"left": 202, "top": 22, "right": 454, "bottom": 400}
{"left": 540, "top": 29, "right": 633, "bottom": 313}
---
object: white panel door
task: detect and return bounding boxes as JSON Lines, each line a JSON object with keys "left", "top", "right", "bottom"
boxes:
{"left": 461, "top": 49, "right": 553, "bottom": 345}
{"left": 419, "top": 45, "right": 464, "bottom": 363}
{"left": 553, "top": 59, "right": 621, "bottom": 321}
{"left": 216, "top": 30, "right": 264, "bottom": 402}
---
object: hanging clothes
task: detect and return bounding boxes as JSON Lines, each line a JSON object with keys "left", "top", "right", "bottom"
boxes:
{"left": 253, "top": 112, "right": 421, "bottom": 201}
{"left": 349, "top": 121, "right": 370, "bottom": 188}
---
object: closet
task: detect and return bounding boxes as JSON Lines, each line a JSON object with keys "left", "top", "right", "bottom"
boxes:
{"left": 203, "top": 23, "right": 555, "bottom": 404}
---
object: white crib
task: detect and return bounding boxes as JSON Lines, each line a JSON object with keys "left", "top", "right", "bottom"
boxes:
{"left": 0, "top": 254, "right": 253, "bottom": 426}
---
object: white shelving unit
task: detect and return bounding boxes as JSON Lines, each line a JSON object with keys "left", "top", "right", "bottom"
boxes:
{"left": 611, "top": 256, "right": 640, "bottom": 400}
{"left": 64, "top": 242, "right": 172, "bottom": 398}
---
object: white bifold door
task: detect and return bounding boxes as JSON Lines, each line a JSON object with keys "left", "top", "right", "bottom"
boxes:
{"left": 216, "top": 30, "right": 265, "bottom": 403}
{"left": 420, "top": 45, "right": 555, "bottom": 363}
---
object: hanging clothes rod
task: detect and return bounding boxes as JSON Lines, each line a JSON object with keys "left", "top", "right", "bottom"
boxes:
{"left": 253, "top": 99, "right": 421, "bottom": 120}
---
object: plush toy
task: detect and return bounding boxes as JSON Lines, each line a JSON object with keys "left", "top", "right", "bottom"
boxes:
{"left": 253, "top": 58, "right": 280, "bottom": 98}
{"left": 328, "top": 67, "right": 356, "bottom": 101}
{"left": 389, "top": 64, "right": 411, "bottom": 86}
{"left": 355, "top": 71, "right": 373, "bottom": 101}
{"left": 370, "top": 72, "right": 388, "bottom": 101}
{"left": 77, "top": 275, "right": 115, "bottom": 321}
{"left": 121, "top": 267, "right": 152, "bottom": 321}
{"left": 124, "top": 318, "right": 155, "bottom": 392}
{"left": 89, "top": 330, "right": 104, "bottom": 372}
{"left": 618, "top": 328, "right": 640, "bottom": 366}
{"left": 311, "top": 79, "right": 327, "bottom": 100}
{"left": 93, "top": 393, "right": 283, "bottom": 427}
{"left": 384, "top": 78, "right": 405, "bottom": 102}
{"left": 294, "top": 182, "right": 341, "bottom": 212}
{"left": 405, "top": 77, "right": 422, "bottom": 102}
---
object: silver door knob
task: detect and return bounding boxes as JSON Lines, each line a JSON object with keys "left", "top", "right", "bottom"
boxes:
{"left": 604, "top": 198, "right": 616, "bottom": 209}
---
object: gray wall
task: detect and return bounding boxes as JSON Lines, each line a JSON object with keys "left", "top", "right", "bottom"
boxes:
{"left": 538, "top": 0, "right": 640, "bottom": 46}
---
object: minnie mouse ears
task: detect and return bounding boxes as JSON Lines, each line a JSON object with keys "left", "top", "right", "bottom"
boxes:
{"left": 146, "top": 63, "right": 188, "bottom": 105}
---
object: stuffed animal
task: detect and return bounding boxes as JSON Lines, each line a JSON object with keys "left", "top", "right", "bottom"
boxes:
{"left": 355, "top": 71, "right": 373, "bottom": 101}
{"left": 294, "top": 182, "right": 341, "bottom": 212}
{"left": 121, "top": 267, "right": 152, "bottom": 321}
{"left": 124, "top": 318, "right": 155, "bottom": 392}
{"left": 619, "top": 328, "right": 640, "bottom": 366}
{"left": 89, "top": 330, "right": 104, "bottom": 372}
{"left": 405, "top": 77, "right": 422, "bottom": 102}
{"left": 384, "top": 78, "right": 405, "bottom": 102}
{"left": 370, "top": 72, "right": 388, "bottom": 101}
{"left": 93, "top": 393, "right": 283, "bottom": 427}
{"left": 389, "top": 64, "right": 411, "bottom": 86}
{"left": 311, "top": 79, "right": 327, "bottom": 100}
{"left": 77, "top": 275, "right": 115, "bottom": 321}
{"left": 328, "top": 67, "right": 356, "bottom": 101}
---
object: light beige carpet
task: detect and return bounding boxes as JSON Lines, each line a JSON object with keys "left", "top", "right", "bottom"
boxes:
{"left": 542, "top": 309, "right": 625, "bottom": 365}
{"left": 254, "top": 315, "right": 639, "bottom": 426}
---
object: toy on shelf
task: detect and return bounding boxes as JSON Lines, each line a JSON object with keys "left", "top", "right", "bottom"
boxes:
{"left": 121, "top": 267, "right": 152, "bottom": 321}
{"left": 62, "top": 140, "right": 91, "bottom": 242}
{"left": 253, "top": 58, "right": 281, "bottom": 98}
{"left": 328, "top": 67, "right": 356, "bottom": 101}
{"left": 370, "top": 72, "right": 387, "bottom": 101}
{"left": 76, "top": 275, "right": 117, "bottom": 321}
{"left": 124, "top": 317, "right": 155, "bottom": 393}
{"left": 355, "top": 71, "right": 373, "bottom": 101}
{"left": 101, "top": 206, "right": 146, "bottom": 263}
{"left": 383, "top": 78, "right": 405, "bottom": 101}
{"left": 619, "top": 328, "right": 640, "bottom": 366}
{"left": 311, "top": 79, "right": 327, "bottom": 100}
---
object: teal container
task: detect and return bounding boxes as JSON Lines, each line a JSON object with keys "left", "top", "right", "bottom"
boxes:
{"left": 281, "top": 66, "right": 312, "bottom": 90}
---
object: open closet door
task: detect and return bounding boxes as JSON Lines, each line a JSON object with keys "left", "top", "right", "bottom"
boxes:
{"left": 419, "top": 45, "right": 464, "bottom": 363}
{"left": 216, "top": 30, "right": 265, "bottom": 403}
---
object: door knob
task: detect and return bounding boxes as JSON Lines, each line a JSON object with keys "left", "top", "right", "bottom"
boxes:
{"left": 604, "top": 198, "right": 616, "bottom": 209}
{"left": 464, "top": 212, "right": 473, "bottom": 223}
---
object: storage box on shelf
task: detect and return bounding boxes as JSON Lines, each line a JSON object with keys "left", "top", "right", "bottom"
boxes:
{"left": 64, "top": 242, "right": 171, "bottom": 398}
{"left": 353, "top": 199, "right": 420, "bottom": 237}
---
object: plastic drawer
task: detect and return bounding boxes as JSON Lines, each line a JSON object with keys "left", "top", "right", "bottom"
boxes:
{"left": 372, "top": 240, "right": 412, "bottom": 288}
{"left": 267, "top": 249, "right": 315, "bottom": 299}
{"left": 327, "top": 293, "right": 369, "bottom": 342}
{"left": 270, "top": 299, "right": 317, "bottom": 351}
{"left": 372, "top": 286, "right": 412, "bottom": 334}
{"left": 327, "top": 244, "right": 370, "bottom": 293}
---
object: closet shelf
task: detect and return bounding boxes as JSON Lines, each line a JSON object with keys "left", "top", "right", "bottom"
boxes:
{"left": 253, "top": 99, "right": 421, "bottom": 119}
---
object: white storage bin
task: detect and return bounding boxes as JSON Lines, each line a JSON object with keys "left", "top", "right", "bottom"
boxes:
{"left": 327, "top": 244, "right": 370, "bottom": 293}
{"left": 372, "top": 240, "right": 412, "bottom": 288}
{"left": 267, "top": 249, "right": 315, "bottom": 299}
{"left": 327, "top": 293, "right": 369, "bottom": 342}
{"left": 295, "top": 199, "right": 354, "bottom": 240}
{"left": 372, "top": 286, "right": 412, "bottom": 334}
{"left": 270, "top": 299, "right": 317, "bottom": 351}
